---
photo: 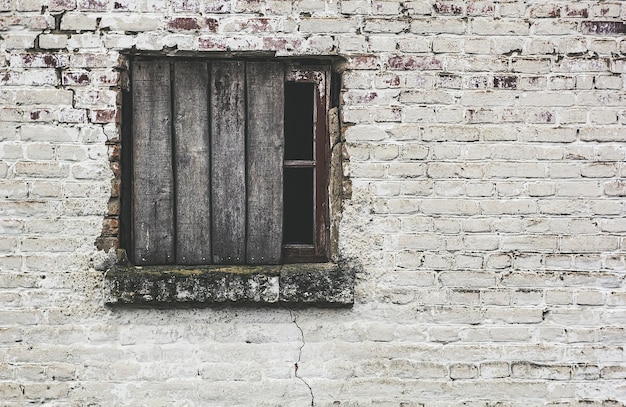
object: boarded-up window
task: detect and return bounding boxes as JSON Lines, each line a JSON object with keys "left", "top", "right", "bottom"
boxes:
{"left": 123, "top": 58, "right": 330, "bottom": 266}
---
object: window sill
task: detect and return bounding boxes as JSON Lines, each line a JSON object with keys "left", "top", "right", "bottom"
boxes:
{"left": 104, "top": 263, "right": 354, "bottom": 307}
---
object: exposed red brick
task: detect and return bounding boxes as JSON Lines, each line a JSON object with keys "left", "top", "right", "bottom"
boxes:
{"left": 172, "top": 0, "right": 198, "bottom": 12}
{"left": 349, "top": 55, "right": 380, "bottom": 69}
{"left": 198, "top": 37, "right": 228, "bottom": 50}
{"left": 357, "top": 92, "right": 378, "bottom": 103}
{"left": 204, "top": 0, "right": 230, "bottom": 13}
{"left": 111, "top": 0, "right": 136, "bottom": 10}
{"left": 18, "top": 53, "right": 68, "bottom": 68}
{"left": 247, "top": 18, "right": 273, "bottom": 33}
{"left": 388, "top": 56, "right": 442, "bottom": 70}
{"left": 62, "top": 71, "right": 91, "bottom": 86}
{"left": 167, "top": 17, "right": 201, "bottom": 30}
{"left": 101, "top": 218, "right": 119, "bottom": 235}
{"left": 563, "top": 5, "right": 588, "bottom": 18}
{"left": 108, "top": 145, "right": 120, "bottom": 162}
{"left": 1, "top": 16, "right": 53, "bottom": 30}
{"left": 494, "top": 76, "right": 518, "bottom": 90}
{"left": 107, "top": 198, "right": 120, "bottom": 216}
{"left": 540, "top": 111, "right": 555, "bottom": 123}
{"left": 95, "top": 236, "right": 118, "bottom": 251}
{"left": 467, "top": 1, "right": 494, "bottom": 16}
{"left": 384, "top": 75, "right": 401, "bottom": 87}
{"left": 109, "top": 161, "right": 121, "bottom": 177}
{"left": 262, "top": 37, "right": 301, "bottom": 51}
{"left": 205, "top": 18, "right": 218, "bottom": 31}
{"left": 49, "top": 0, "right": 76, "bottom": 11}
{"left": 110, "top": 178, "right": 120, "bottom": 198}
{"left": 582, "top": 21, "right": 626, "bottom": 35}
{"left": 91, "top": 109, "right": 118, "bottom": 124}
{"left": 78, "top": 0, "right": 107, "bottom": 10}
{"left": 434, "top": 1, "right": 464, "bottom": 15}
{"left": 29, "top": 109, "right": 54, "bottom": 121}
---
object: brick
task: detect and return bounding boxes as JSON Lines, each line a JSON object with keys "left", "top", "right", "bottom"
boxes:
{"left": 448, "top": 55, "right": 508, "bottom": 72}
{"left": 339, "top": 35, "right": 367, "bottom": 53}
{"left": 299, "top": 18, "right": 357, "bottom": 33}
{"left": 21, "top": 125, "right": 79, "bottom": 142}
{"left": 3, "top": 33, "right": 37, "bottom": 49}
{"left": 410, "top": 18, "right": 466, "bottom": 34}
{"left": 48, "top": 0, "right": 76, "bottom": 10}
{"left": 588, "top": 38, "right": 617, "bottom": 55}
{"left": 363, "top": 18, "right": 408, "bottom": 33}
{"left": 526, "top": 36, "right": 556, "bottom": 54}
{"left": 582, "top": 21, "right": 626, "bottom": 36}
{"left": 471, "top": 19, "right": 530, "bottom": 35}
{"left": 450, "top": 364, "right": 479, "bottom": 379}
{"left": 100, "top": 15, "right": 157, "bottom": 31}
{"left": 39, "top": 34, "right": 69, "bottom": 49}
{"left": 580, "top": 127, "right": 626, "bottom": 142}
{"left": 533, "top": 20, "right": 578, "bottom": 35}
{"left": 388, "top": 55, "right": 443, "bottom": 71}
{"left": 512, "top": 362, "right": 571, "bottom": 380}
{"left": 10, "top": 53, "right": 69, "bottom": 68}
{"left": 60, "top": 13, "right": 98, "bottom": 30}
{"left": 511, "top": 58, "right": 552, "bottom": 73}
{"left": 575, "top": 290, "right": 604, "bottom": 306}
{"left": 368, "top": 36, "right": 397, "bottom": 52}
{"left": 560, "top": 236, "right": 619, "bottom": 252}
{"left": 594, "top": 75, "right": 622, "bottom": 89}
{"left": 67, "top": 33, "right": 102, "bottom": 49}
{"left": 557, "top": 58, "right": 611, "bottom": 73}
{"left": 480, "top": 361, "right": 510, "bottom": 378}
{"left": 555, "top": 37, "right": 587, "bottom": 54}
{"left": 529, "top": 3, "right": 559, "bottom": 18}
{"left": 14, "top": 162, "right": 69, "bottom": 178}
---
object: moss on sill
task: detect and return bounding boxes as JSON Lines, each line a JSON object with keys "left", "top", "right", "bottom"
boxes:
{"left": 104, "top": 262, "right": 354, "bottom": 307}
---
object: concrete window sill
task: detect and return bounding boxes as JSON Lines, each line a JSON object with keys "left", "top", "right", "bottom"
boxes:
{"left": 104, "top": 263, "right": 354, "bottom": 307}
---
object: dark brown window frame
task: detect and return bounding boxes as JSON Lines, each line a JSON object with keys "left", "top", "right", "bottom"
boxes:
{"left": 282, "top": 66, "right": 330, "bottom": 263}
{"left": 120, "top": 56, "right": 332, "bottom": 266}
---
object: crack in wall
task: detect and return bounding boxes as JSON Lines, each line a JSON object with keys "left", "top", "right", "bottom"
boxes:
{"left": 290, "top": 310, "right": 314, "bottom": 406}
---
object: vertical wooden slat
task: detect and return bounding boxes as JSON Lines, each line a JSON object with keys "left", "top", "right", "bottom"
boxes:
{"left": 173, "top": 61, "right": 211, "bottom": 264}
{"left": 131, "top": 60, "right": 175, "bottom": 264}
{"left": 211, "top": 61, "right": 247, "bottom": 264}
{"left": 314, "top": 69, "right": 330, "bottom": 260}
{"left": 246, "top": 62, "right": 284, "bottom": 264}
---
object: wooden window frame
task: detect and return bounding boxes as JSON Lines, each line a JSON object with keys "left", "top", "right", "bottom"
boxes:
{"left": 282, "top": 66, "right": 330, "bottom": 263}
{"left": 120, "top": 57, "right": 332, "bottom": 266}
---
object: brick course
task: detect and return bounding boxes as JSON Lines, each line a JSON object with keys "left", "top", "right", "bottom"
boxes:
{"left": 0, "top": 0, "right": 625, "bottom": 405}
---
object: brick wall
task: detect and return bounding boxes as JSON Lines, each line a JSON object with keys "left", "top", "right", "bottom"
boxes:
{"left": 1, "top": 0, "right": 626, "bottom": 405}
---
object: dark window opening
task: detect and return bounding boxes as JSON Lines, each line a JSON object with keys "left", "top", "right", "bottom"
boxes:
{"left": 284, "top": 83, "right": 314, "bottom": 161}
{"left": 283, "top": 167, "right": 314, "bottom": 245}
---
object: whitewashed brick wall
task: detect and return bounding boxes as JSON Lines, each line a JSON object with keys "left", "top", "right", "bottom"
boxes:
{"left": 1, "top": 0, "right": 625, "bottom": 405}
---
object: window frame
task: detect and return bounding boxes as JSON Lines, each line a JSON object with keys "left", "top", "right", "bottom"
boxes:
{"left": 119, "top": 56, "right": 332, "bottom": 266}
{"left": 282, "top": 65, "right": 330, "bottom": 263}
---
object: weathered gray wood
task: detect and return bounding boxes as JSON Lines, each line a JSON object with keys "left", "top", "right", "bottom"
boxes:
{"left": 131, "top": 60, "right": 175, "bottom": 264}
{"left": 173, "top": 61, "right": 211, "bottom": 264}
{"left": 210, "top": 61, "right": 247, "bottom": 264}
{"left": 246, "top": 62, "right": 284, "bottom": 264}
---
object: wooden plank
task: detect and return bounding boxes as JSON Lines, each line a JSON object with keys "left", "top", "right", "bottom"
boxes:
{"left": 173, "top": 61, "right": 211, "bottom": 264}
{"left": 210, "top": 61, "right": 247, "bottom": 264}
{"left": 246, "top": 61, "right": 284, "bottom": 264}
{"left": 131, "top": 60, "right": 175, "bottom": 264}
